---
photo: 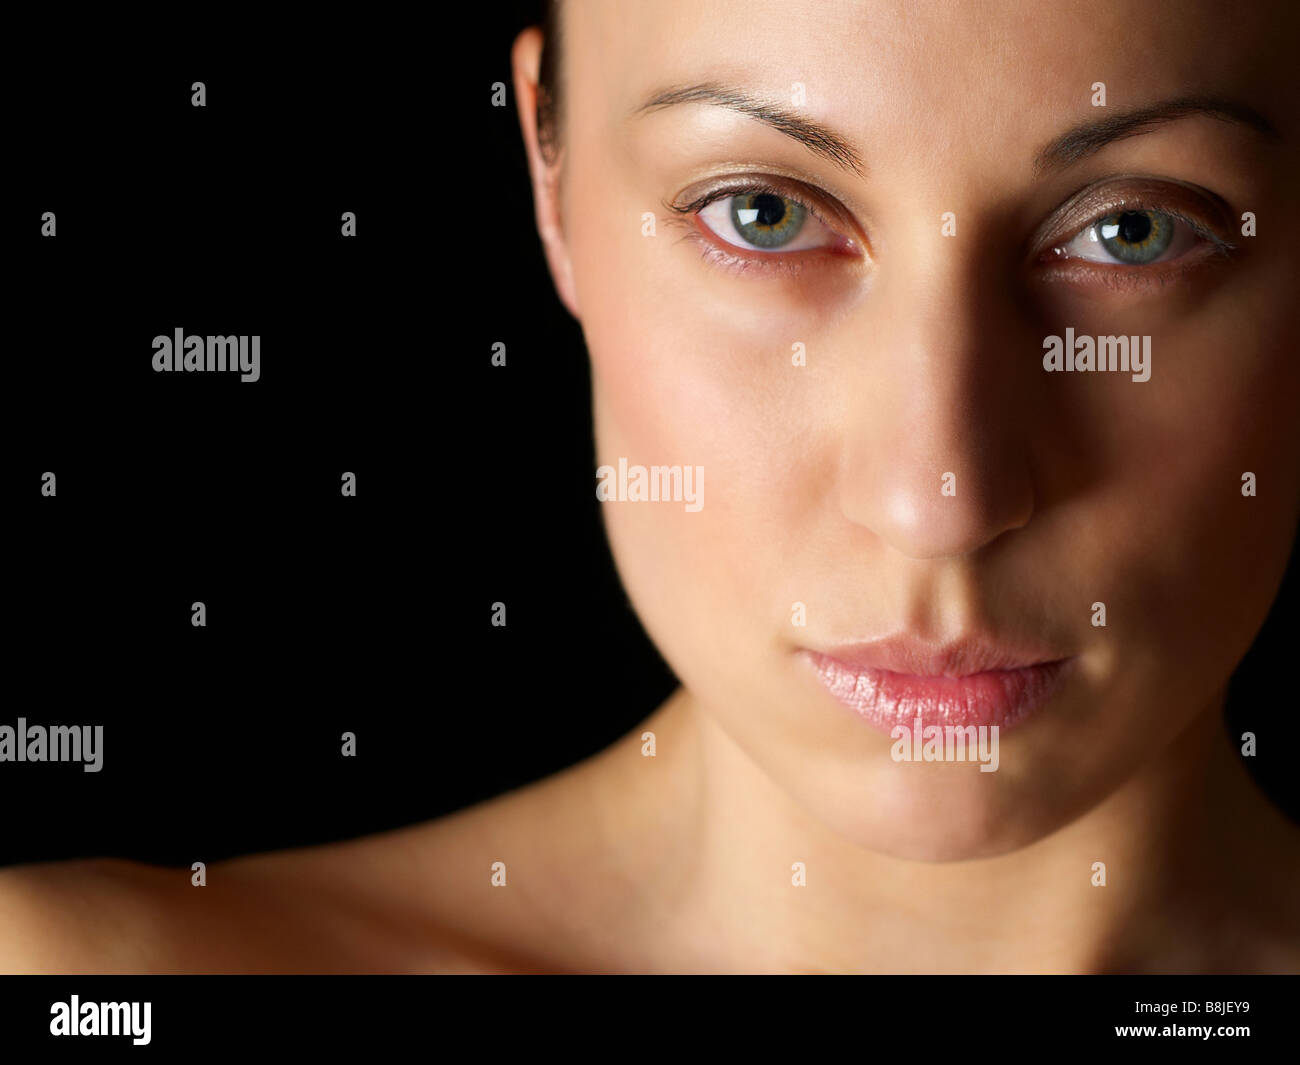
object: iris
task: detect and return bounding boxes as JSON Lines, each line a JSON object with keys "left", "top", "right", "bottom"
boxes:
{"left": 1097, "top": 210, "right": 1174, "bottom": 264}
{"left": 730, "top": 193, "right": 807, "bottom": 248}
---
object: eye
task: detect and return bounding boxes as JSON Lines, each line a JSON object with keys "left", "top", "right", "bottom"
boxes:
{"left": 1051, "top": 208, "right": 1202, "bottom": 266}
{"left": 697, "top": 191, "right": 842, "bottom": 253}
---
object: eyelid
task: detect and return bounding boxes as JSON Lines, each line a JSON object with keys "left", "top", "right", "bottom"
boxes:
{"left": 666, "top": 174, "right": 864, "bottom": 248}
{"left": 1031, "top": 176, "right": 1238, "bottom": 260}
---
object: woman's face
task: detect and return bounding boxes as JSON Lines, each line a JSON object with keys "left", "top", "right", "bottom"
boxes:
{"left": 537, "top": 0, "right": 1300, "bottom": 859}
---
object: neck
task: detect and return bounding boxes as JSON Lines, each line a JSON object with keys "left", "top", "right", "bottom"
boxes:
{"left": 651, "top": 685, "right": 1280, "bottom": 972}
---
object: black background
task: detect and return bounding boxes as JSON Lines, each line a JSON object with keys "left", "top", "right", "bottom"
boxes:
{"left": 3, "top": 5, "right": 1293, "bottom": 875}
{"left": 4, "top": 9, "right": 675, "bottom": 868}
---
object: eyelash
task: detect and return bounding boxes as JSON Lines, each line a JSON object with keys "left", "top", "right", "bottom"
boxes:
{"left": 1036, "top": 205, "right": 1237, "bottom": 287}
{"left": 668, "top": 181, "right": 1237, "bottom": 285}
{"left": 665, "top": 181, "right": 857, "bottom": 277}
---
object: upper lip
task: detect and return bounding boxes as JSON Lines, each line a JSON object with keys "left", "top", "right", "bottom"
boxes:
{"left": 808, "top": 635, "right": 1069, "bottom": 677}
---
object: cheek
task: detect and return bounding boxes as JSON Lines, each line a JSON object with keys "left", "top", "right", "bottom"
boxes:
{"left": 1062, "top": 265, "right": 1300, "bottom": 720}
{"left": 582, "top": 300, "right": 815, "bottom": 686}
{"left": 568, "top": 190, "right": 847, "bottom": 668}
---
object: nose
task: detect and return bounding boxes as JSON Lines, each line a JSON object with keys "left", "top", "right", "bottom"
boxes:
{"left": 837, "top": 240, "right": 1036, "bottom": 560}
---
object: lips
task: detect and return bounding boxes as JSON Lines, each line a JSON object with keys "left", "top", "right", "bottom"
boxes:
{"left": 802, "top": 637, "right": 1074, "bottom": 734}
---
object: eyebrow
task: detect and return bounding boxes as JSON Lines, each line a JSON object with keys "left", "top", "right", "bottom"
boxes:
{"left": 631, "top": 82, "right": 865, "bottom": 175}
{"left": 1034, "top": 96, "right": 1279, "bottom": 173}
{"left": 632, "top": 84, "right": 1279, "bottom": 181}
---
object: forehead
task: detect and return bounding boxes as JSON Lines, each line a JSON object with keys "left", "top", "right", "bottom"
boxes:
{"left": 562, "top": 0, "right": 1293, "bottom": 162}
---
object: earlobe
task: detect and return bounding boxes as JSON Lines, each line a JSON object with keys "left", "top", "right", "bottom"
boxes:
{"left": 512, "top": 27, "right": 581, "bottom": 319}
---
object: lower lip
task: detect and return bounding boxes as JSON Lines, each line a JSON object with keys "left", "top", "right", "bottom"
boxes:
{"left": 803, "top": 652, "right": 1073, "bottom": 735}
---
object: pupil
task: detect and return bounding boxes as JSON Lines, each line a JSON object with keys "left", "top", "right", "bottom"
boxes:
{"left": 1117, "top": 211, "right": 1152, "bottom": 244}
{"left": 753, "top": 194, "right": 787, "bottom": 227}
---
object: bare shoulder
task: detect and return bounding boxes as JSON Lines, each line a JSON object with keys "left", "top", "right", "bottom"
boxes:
{"left": 1243, "top": 817, "right": 1300, "bottom": 971}
{"left": 0, "top": 696, "right": 695, "bottom": 974}
{"left": 0, "top": 857, "right": 174, "bottom": 973}
{"left": 0, "top": 770, "right": 625, "bottom": 975}
{"left": 381, "top": 695, "right": 700, "bottom": 972}
{"left": 1211, "top": 774, "right": 1300, "bottom": 973}
{"left": 0, "top": 850, "right": 431, "bottom": 974}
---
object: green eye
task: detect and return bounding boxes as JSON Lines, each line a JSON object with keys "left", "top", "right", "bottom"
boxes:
{"left": 730, "top": 192, "right": 808, "bottom": 248}
{"left": 1097, "top": 210, "right": 1175, "bottom": 264}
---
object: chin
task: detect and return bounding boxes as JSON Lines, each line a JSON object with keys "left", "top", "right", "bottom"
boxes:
{"left": 801, "top": 765, "right": 1081, "bottom": 862}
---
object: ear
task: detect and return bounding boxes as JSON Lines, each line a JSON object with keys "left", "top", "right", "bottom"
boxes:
{"left": 512, "top": 26, "right": 580, "bottom": 319}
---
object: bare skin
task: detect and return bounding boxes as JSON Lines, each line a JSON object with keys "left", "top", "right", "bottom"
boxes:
{"left": 1, "top": 687, "right": 1298, "bottom": 973}
{"left": 3, "top": 0, "right": 1300, "bottom": 972}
